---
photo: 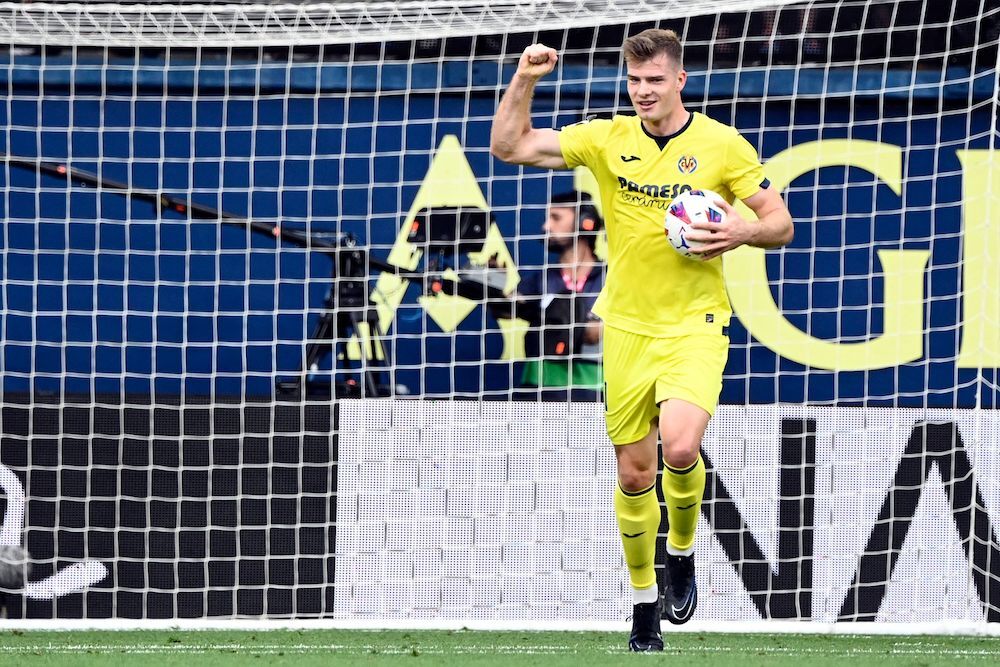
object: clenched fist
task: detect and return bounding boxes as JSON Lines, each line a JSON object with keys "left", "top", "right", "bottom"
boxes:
{"left": 517, "top": 43, "right": 558, "bottom": 79}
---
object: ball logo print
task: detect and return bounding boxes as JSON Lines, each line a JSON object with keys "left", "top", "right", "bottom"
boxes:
{"left": 664, "top": 189, "right": 726, "bottom": 259}
{"left": 677, "top": 155, "right": 698, "bottom": 174}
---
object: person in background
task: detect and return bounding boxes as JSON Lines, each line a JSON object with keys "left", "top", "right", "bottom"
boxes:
{"left": 516, "top": 191, "right": 605, "bottom": 402}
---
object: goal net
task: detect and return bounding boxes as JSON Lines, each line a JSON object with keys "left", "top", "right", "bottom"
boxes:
{"left": 0, "top": 0, "right": 998, "bottom": 630}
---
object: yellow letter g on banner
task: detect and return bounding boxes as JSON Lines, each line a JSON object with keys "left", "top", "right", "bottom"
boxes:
{"left": 725, "top": 140, "right": 929, "bottom": 371}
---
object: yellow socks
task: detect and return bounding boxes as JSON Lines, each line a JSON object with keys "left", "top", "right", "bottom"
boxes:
{"left": 661, "top": 455, "right": 706, "bottom": 554}
{"left": 614, "top": 456, "right": 706, "bottom": 588}
{"left": 613, "top": 482, "right": 661, "bottom": 590}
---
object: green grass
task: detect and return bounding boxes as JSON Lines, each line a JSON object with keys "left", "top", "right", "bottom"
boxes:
{"left": 2, "top": 630, "right": 1000, "bottom": 665}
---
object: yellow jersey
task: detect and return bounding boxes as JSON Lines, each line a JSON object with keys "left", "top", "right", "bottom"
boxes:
{"left": 559, "top": 111, "right": 768, "bottom": 337}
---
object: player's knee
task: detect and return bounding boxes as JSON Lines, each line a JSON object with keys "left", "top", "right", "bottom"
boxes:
{"left": 617, "top": 461, "right": 657, "bottom": 493}
{"left": 660, "top": 428, "right": 701, "bottom": 469}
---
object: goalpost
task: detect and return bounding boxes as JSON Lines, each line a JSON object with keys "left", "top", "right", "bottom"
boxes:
{"left": 0, "top": 0, "right": 999, "bottom": 632}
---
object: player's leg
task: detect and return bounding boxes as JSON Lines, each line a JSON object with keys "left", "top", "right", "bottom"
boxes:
{"left": 614, "top": 430, "right": 663, "bottom": 651}
{"left": 660, "top": 398, "right": 710, "bottom": 554}
{"left": 603, "top": 324, "right": 663, "bottom": 651}
{"left": 654, "top": 332, "right": 729, "bottom": 624}
{"left": 658, "top": 398, "right": 709, "bottom": 624}
{"left": 613, "top": 426, "right": 660, "bottom": 592}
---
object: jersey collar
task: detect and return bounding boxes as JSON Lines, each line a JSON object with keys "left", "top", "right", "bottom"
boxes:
{"left": 640, "top": 111, "right": 695, "bottom": 151}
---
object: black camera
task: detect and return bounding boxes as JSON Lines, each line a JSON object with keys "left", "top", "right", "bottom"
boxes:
{"left": 406, "top": 207, "right": 489, "bottom": 259}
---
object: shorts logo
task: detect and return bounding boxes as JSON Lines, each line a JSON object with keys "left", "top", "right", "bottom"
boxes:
{"left": 678, "top": 155, "right": 698, "bottom": 174}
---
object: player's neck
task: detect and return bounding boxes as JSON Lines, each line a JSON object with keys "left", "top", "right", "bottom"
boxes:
{"left": 641, "top": 107, "right": 691, "bottom": 137}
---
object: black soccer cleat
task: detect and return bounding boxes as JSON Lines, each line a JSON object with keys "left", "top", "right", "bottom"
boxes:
{"left": 628, "top": 600, "right": 664, "bottom": 652}
{"left": 663, "top": 553, "right": 698, "bottom": 625}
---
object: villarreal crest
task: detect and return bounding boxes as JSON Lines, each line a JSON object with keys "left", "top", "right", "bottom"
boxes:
{"left": 677, "top": 155, "right": 698, "bottom": 174}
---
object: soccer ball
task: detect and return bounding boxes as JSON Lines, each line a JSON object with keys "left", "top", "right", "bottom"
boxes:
{"left": 664, "top": 189, "right": 727, "bottom": 259}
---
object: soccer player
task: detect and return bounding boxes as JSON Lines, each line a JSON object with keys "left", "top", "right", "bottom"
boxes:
{"left": 490, "top": 29, "right": 793, "bottom": 651}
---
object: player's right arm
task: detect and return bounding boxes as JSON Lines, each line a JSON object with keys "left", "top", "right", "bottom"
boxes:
{"left": 490, "top": 44, "right": 568, "bottom": 169}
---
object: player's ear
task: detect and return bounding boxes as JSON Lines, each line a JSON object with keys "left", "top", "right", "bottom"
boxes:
{"left": 676, "top": 68, "right": 687, "bottom": 92}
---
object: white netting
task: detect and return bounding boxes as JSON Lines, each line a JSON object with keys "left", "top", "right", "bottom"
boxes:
{"left": 0, "top": 0, "right": 803, "bottom": 47}
{"left": 334, "top": 403, "right": 1000, "bottom": 624}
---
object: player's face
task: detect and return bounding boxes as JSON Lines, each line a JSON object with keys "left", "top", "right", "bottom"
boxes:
{"left": 543, "top": 206, "right": 577, "bottom": 253}
{"left": 626, "top": 54, "right": 686, "bottom": 127}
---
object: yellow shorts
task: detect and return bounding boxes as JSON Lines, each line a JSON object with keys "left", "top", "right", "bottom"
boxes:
{"left": 603, "top": 325, "right": 730, "bottom": 445}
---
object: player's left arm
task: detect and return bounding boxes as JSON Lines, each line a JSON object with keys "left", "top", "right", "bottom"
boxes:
{"left": 687, "top": 187, "right": 793, "bottom": 261}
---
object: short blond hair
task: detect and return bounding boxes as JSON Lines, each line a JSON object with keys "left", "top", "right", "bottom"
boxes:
{"left": 623, "top": 28, "right": 683, "bottom": 68}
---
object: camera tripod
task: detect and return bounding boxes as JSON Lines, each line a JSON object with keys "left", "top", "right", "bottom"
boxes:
{"left": 276, "top": 208, "right": 495, "bottom": 399}
{"left": 275, "top": 242, "right": 397, "bottom": 399}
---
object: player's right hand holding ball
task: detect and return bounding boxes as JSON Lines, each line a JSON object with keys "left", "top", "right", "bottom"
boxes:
{"left": 517, "top": 44, "right": 558, "bottom": 80}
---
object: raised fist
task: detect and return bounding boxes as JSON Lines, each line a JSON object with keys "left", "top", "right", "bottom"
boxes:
{"left": 517, "top": 43, "right": 558, "bottom": 79}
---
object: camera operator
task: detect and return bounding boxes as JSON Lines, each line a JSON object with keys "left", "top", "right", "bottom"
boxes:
{"left": 516, "top": 191, "right": 605, "bottom": 401}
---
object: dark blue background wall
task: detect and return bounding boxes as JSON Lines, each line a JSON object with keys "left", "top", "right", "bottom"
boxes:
{"left": 0, "top": 54, "right": 995, "bottom": 406}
